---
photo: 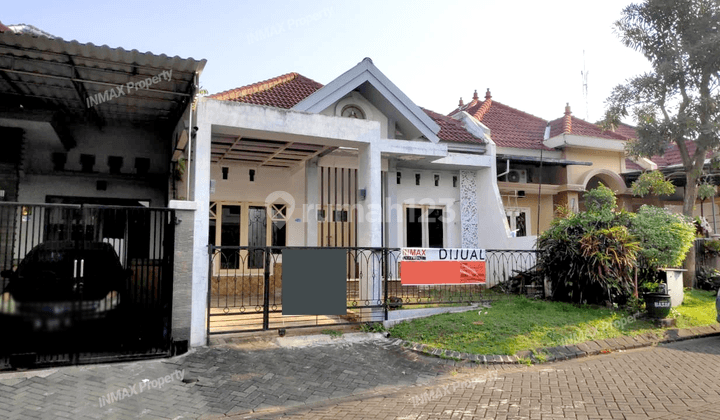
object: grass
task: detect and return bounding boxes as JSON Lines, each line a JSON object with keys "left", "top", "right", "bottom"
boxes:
{"left": 389, "top": 290, "right": 718, "bottom": 356}
{"left": 320, "top": 329, "right": 343, "bottom": 338}
{"left": 673, "top": 289, "right": 717, "bottom": 327}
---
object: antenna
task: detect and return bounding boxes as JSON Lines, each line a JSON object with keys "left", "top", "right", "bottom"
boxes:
{"left": 581, "top": 50, "right": 589, "bottom": 121}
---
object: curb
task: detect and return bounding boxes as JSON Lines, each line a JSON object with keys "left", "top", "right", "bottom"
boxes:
{"left": 393, "top": 323, "right": 720, "bottom": 365}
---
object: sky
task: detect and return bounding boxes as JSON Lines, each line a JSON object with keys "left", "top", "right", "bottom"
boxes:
{"left": 3, "top": 0, "right": 652, "bottom": 123}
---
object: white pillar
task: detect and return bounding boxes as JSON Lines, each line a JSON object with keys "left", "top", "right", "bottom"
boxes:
{"left": 189, "top": 103, "right": 211, "bottom": 347}
{"left": 357, "top": 142, "right": 383, "bottom": 321}
{"left": 460, "top": 170, "right": 479, "bottom": 248}
{"left": 304, "top": 158, "right": 319, "bottom": 246}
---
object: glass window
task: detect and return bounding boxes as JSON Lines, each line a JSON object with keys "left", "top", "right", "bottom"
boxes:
{"left": 271, "top": 204, "right": 287, "bottom": 253}
{"left": 428, "top": 208, "right": 444, "bottom": 248}
{"left": 221, "top": 205, "right": 241, "bottom": 269}
{"left": 405, "top": 206, "right": 445, "bottom": 248}
{"left": 405, "top": 207, "right": 423, "bottom": 247}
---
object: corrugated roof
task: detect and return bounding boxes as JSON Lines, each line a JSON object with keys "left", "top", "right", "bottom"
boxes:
{"left": 0, "top": 30, "right": 206, "bottom": 126}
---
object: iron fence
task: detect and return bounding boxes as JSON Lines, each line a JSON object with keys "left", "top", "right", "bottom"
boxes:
{"left": 207, "top": 246, "right": 539, "bottom": 335}
{"left": 0, "top": 203, "right": 176, "bottom": 370}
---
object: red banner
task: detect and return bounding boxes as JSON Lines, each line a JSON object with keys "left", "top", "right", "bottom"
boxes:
{"left": 400, "top": 260, "right": 486, "bottom": 285}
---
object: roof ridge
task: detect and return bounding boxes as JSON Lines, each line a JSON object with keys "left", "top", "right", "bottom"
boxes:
{"left": 563, "top": 103, "right": 572, "bottom": 134}
{"left": 473, "top": 99, "right": 492, "bottom": 121}
{"left": 209, "top": 72, "right": 301, "bottom": 101}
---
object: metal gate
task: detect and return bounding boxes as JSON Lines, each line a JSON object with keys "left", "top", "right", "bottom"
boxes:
{"left": 207, "top": 246, "right": 387, "bottom": 335}
{"left": 207, "top": 246, "right": 539, "bottom": 336}
{"left": 0, "top": 203, "right": 175, "bottom": 369}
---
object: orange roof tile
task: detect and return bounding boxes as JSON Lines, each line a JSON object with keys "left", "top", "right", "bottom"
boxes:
{"left": 548, "top": 111, "right": 628, "bottom": 140}
{"left": 422, "top": 108, "right": 485, "bottom": 144}
{"left": 450, "top": 94, "right": 551, "bottom": 150}
{"left": 209, "top": 72, "right": 324, "bottom": 109}
{"left": 210, "top": 72, "right": 483, "bottom": 144}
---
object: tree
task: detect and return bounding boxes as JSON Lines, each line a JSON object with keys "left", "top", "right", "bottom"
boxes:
{"left": 603, "top": 0, "right": 720, "bottom": 285}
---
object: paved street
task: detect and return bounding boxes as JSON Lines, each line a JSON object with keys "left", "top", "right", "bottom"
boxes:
{"left": 0, "top": 334, "right": 719, "bottom": 419}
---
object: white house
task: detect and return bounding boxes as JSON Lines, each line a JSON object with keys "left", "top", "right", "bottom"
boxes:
{"left": 184, "top": 58, "right": 536, "bottom": 345}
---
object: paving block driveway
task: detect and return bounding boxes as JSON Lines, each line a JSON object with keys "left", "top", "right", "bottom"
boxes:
{"left": 0, "top": 334, "right": 719, "bottom": 419}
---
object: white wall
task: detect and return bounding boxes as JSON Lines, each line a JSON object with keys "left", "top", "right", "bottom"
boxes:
{"left": 209, "top": 162, "right": 306, "bottom": 246}
{"left": 389, "top": 168, "right": 461, "bottom": 248}
{"left": 320, "top": 92, "right": 390, "bottom": 139}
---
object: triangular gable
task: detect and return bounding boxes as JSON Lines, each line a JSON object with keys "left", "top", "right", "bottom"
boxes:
{"left": 292, "top": 58, "right": 441, "bottom": 143}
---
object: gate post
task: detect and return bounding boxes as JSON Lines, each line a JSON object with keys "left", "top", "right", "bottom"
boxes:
{"left": 383, "top": 248, "right": 388, "bottom": 321}
{"left": 263, "top": 248, "right": 271, "bottom": 330}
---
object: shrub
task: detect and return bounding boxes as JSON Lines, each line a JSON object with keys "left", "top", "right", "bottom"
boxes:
{"left": 630, "top": 205, "right": 695, "bottom": 269}
{"left": 538, "top": 208, "right": 639, "bottom": 305}
{"left": 696, "top": 266, "right": 720, "bottom": 291}
{"left": 583, "top": 183, "right": 616, "bottom": 213}
{"left": 537, "top": 186, "right": 695, "bottom": 306}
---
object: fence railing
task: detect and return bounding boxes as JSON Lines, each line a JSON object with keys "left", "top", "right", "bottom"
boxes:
{"left": 207, "top": 246, "right": 539, "bottom": 335}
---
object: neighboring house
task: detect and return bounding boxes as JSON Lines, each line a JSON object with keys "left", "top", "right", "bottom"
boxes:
{"left": 448, "top": 89, "right": 720, "bottom": 234}
{"left": 449, "top": 90, "right": 629, "bottom": 237}
{"left": 0, "top": 24, "right": 206, "bottom": 351}
{"left": 622, "top": 139, "right": 720, "bottom": 231}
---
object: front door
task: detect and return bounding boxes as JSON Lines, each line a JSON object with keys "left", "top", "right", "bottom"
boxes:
{"left": 247, "top": 206, "right": 266, "bottom": 269}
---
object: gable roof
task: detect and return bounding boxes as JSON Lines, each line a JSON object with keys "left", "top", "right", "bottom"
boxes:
{"left": 450, "top": 89, "right": 550, "bottom": 150}
{"left": 293, "top": 58, "right": 440, "bottom": 143}
{"left": 209, "top": 65, "right": 485, "bottom": 144}
{"left": 547, "top": 104, "right": 628, "bottom": 140}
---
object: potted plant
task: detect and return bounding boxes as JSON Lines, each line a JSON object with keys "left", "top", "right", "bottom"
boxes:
{"left": 641, "top": 281, "right": 672, "bottom": 319}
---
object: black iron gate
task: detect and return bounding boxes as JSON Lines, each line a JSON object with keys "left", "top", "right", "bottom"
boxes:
{"left": 0, "top": 203, "right": 175, "bottom": 369}
{"left": 207, "top": 246, "right": 538, "bottom": 336}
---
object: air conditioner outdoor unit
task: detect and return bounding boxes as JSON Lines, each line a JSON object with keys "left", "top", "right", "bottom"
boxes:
{"left": 506, "top": 169, "right": 527, "bottom": 183}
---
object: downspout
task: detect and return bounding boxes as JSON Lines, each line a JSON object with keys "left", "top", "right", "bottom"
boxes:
{"left": 186, "top": 72, "right": 197, "bottom": 200}
{"left": 537, "top": 123, "right": 550, "bottom": 240}
{"left": 497, "top": 159, "right": 511, "bottom": 179}
{"left": 536, "top": 148, "right": 543, "bottom": 238}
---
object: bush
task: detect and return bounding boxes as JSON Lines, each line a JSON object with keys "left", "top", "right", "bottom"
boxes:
{"left": 696, "top": 266, "right": 720, "bottom": 291}
{"left": 630, "top": 205, "right": 695, "bottom": 269}
{"left": 538, "top": 205, "right": 639, "bottom": 305}
{"left": 537, "top": 185, "right": 695, "bottom": 306}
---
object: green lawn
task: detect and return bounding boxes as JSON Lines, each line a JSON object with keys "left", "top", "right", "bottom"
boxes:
{"left": 389, "top": 290, "right": 718, "bottom": 356}
{"left": 673, "top": 289, "right": 717, "bottom": 327}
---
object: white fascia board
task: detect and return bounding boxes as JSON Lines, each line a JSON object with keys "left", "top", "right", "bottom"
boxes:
{"left": 203, "top": 99, "right": 381, "bottom": 145}
{"left": 495, "top": 146, "right": 563, "bottom": 159}
{"left": 630, "top": 157, "right": 658, "bottom": 171}
{"left": 377, "top": 140, "right": 447, "bottom": 157}
{"left": 430, "top": 152, "right": 492, "bottom": 168}
{"left": 292, "top": 58, "right": 440, "bottom": 143}
{"left": 543, "top": 134, "right": 626, "bottom": 151}
{"left": 446, "top": 142, "right": 487, "bottom": 154}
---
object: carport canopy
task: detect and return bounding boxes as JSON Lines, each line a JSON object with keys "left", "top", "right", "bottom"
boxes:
{"left": 0, "top": 27, "right": 206, "bottom": 149}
